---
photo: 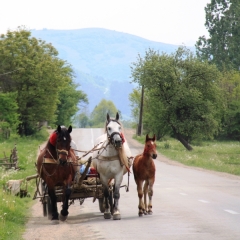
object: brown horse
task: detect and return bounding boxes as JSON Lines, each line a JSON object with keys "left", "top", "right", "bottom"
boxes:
{"left": 36, "top": 125, "right": 78, "bottom": 223}
{"left": 132, "top": 134, "right": 157, "bottom": 216}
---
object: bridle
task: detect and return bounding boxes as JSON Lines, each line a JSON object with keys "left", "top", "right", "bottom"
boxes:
{"left": 55, "top": 133, "right": 71, "bottom": 164}
{"left": 144, "top": 140, "right": 157, "bottom": 159}
{"left": 106, "top": 120, "right": 124, "bottom": 147}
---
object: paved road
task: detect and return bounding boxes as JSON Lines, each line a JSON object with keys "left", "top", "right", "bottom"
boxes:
{"left": 23, "top": 128, "right": 240, "bottom": 240}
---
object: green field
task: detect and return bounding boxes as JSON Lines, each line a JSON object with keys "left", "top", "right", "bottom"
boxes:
{"left": 0, "top": 129, "right": 48, "bottom": 240}
{"left": 133, "top": 135, "right": 240, "bottom": 176}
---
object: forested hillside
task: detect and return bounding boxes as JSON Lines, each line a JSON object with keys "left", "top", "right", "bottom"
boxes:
{"left": 31, "top": 28, "right": 181, "bottom": 118}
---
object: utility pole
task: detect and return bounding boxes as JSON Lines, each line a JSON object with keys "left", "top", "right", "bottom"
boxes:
{"left": 137, "top": 85, "right": 144, "bottom": 136}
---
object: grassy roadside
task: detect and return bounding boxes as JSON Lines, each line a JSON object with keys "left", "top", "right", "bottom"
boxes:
{"left": 133, "top": 135, "right": 240, "bottom": 176}
{"left": 0, "top": 129, "right": 49, "bottom": 240}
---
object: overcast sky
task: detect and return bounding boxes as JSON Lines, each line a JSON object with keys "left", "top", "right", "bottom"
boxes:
{"left": 1, "top": 0, "right": 211, "bottom": 46}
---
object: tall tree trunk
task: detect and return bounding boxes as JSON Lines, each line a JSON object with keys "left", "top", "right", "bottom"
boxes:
{"left": 176, "top": 133, "right": 193, "bottom": 151}
{"left": 172, "top": 126, "right": 193, "bottom": 151}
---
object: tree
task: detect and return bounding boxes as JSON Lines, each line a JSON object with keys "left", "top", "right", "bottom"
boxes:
{"left": 142, "top": 88, "right": 172, "bottom": 140}
{"left": 0, "top": 92, "right": 19, "bottom": 138}
{"left": 55, "top": 82, "right": 88, "bottom": 126}
{"left": 218, "top": 70, "right": 240, "bottom": 139}
{"left": 90, "top": 99, "right": 118, "bottom": 127}
{"left": 131, "top": 47, "right": 223, "bottom": 150}
{"left": 129, "top": 88, "right": 141, "bottom": 123}
{"left": 129, "top": 87, "right": 170, "bottom": 139}
{"left": 196, "top": 0, "right": 240, "bottom": 71}
{"left": 77, "top": 113, "right": 90, "bottom": 128}
{"left": 0, "top": 27, "right": 76, "bottom": 135}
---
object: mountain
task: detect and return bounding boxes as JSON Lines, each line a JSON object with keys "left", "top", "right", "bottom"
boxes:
{"left": 31, "top": 28, "right": 182, "bottom": 119}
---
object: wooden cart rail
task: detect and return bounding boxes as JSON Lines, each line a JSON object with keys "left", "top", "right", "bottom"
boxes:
{"left": 34, "top": 180, "right": 104, "bottom": 201}
{"left": 0, "top": 144, "right": 18, "bottom": 169}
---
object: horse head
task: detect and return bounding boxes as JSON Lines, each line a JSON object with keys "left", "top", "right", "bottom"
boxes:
{"left": 55, "top": 125, "right": 72, "bottom": 164}
{"left": 144, "top": 134, "right": 157, "bottom": 159}
{"left": 106, "top": 112, "right": 124, "bottom": 149}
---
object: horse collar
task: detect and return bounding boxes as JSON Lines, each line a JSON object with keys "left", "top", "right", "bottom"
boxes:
{"left": 49, "top": 132, "right": 57, "bottom": 146}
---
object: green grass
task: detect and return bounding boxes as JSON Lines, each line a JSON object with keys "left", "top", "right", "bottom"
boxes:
{"left": 133, "top": 135, "right": 240, "bottom": 176}
{"left": 0, "top": 128, "right": 49, "bottom": 240}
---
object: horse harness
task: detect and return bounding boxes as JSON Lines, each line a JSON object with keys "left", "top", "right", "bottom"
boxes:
{"left": 40, "top": 147, "right": 75, "bottom": 178}
{"left": 96, "top": 138, "right": 133, "bottom": 173}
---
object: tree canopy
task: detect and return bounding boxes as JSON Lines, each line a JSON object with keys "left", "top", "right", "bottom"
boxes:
{"left": 0, "top": 27, "right": 87, "bottom": 135}
{"left": 195, "top": 0, "right": 240, "bottom": 140}
{"left": 56, "top": 82, "right": 88, "bottom": 126}
{"left": 131, "top": 47, "right": 223, "bottom": 150}
{"left": 196, "top": 0, "right": 240, "bottom": 71}
{"left": 129, "top": 88, "right": 141, "bottom": 123}
{"left": 0, "top": 92, "right": 19, "bottom": 137}
{"left": 90, "top": 99, "right": 119, "bottom": 127}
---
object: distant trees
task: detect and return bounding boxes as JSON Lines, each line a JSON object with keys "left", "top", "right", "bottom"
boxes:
{"left": 196, "top": 0, "right": 240, "bottom": 71}
{"left": 0, "top": 27, "right": 87, "bottom": 135}
{"left": 129, "top": 88, "right": 141, "bottom": 123}
{"left": 77, "top": 113, "right": 90, "bottom": 128}
{"left": 130, "top": 47, "right": 223, "bottom": 150}
{"left": 56, "top": 82, "right": 88, "bottom": 126}
{"left": 196, "top": 0, "right": 240, "bottom": 140}
{"left": 73, "top": 99, "right": 120, "bottom": 128}
{"left": 90, "top": 99, "right": 119, "bottom": 127}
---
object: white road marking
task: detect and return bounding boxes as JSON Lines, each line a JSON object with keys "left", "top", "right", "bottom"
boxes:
{"left": 198, "top": 199, "right": 209, "bottom": 203}
{"left": 224, "top": 209, "right": 239, "bottom": 215}
{"left": 179, "top": 193, "right": 187, "bottom": 196}
{"left": 91, "top": 128, "right": 94, "bottom": 146}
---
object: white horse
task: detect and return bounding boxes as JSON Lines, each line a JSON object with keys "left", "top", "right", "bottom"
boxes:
{"left": 92, "top": 112, "right": 132, "bottom": 220}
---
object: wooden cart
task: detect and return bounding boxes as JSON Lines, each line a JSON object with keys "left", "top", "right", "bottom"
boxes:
{"left": 27, "top": 158, "right": 114, "bottom": 219}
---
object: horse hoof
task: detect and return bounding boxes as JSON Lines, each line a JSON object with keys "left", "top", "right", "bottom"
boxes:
{"left": 148, "top": 211, "right": 153, "bottom": 215}
{"left": 51, "top": 219, "right": 59, "bottom": 225}
{"left": 113, "top": 213, "right": 121, "bottom": 220}
{"left": 59, "top": 213, "right": 68, "bottom": 221}
{"left": 104, "top": 213, "right": 111, "bottom": 219}
{"left": 138, "top": 212, "right": 143, "bottom": 217}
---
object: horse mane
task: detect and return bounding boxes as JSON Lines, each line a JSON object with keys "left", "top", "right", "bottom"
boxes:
{"left": 117, "top": 146, "right": 130, "bottom": 171}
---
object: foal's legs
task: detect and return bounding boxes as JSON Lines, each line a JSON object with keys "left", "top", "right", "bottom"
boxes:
{"left": 137, "top": 180, "right": 145, "bottom": 216}
{"left": 147, "top": 179, "right": 154, "bottom": 214}
{"left": 143, "top": 180, "right": 149, "bottom": 215}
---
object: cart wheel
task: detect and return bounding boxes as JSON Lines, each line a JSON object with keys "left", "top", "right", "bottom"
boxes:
{"left": 43, "top": 200, "right": 47, "bottom": 217}
{"left": 98, "top": 198, "right": 104, "bottom": 213}
{"left": 40, "top": 181, "right": 47, "bottom": 217}
{"left": 46, "top": 196, "right": 52, "bottom": 220}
